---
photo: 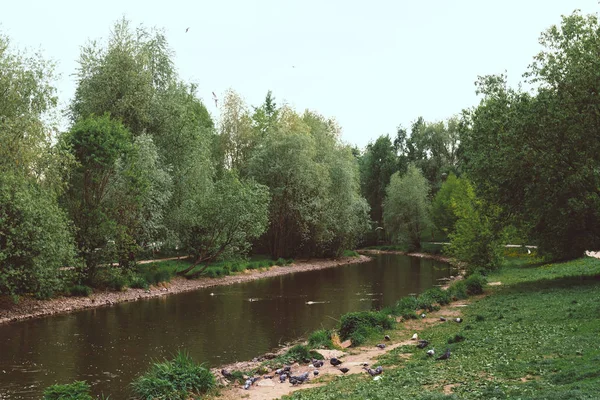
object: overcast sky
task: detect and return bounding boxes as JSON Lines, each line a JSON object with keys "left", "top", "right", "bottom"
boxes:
{"left": 2, "top": 0, "right": 599, "bottom": 148}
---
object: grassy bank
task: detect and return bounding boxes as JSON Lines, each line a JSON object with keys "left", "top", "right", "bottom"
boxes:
{"left": 283, "top": 255, "right": 600, "bottom": 399}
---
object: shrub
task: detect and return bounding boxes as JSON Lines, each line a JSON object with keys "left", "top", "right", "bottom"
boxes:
{"left": 339, "top": 311, "right": 394, "bottom": 342}
{"left": 416, "top": 292, "right": 440, "bottom": 312}
{"left": 392, "top": 296, "right": 419, "bottom": 319}
{"left": 68, "top": 285, "right": 93, "bottom": 297}
{"left": 343, "top": 250, "right": 360, "bottom": 257}
{"left": 141, "top": 268, "right": 173, "bottom": 286}
{"left": 93, "top": 268, "right": 130, "bottom": 291}
{"left": 129, "top": 276, "right": 149, "bottom": 290}
{"left": 464, "top": 273, "right": 487, "bottom": 295}
{"left": 308, "top": 329, "right": 334, "bottom": 349}
{"left": 43, "top": 381, "right": 93, "bottom": 400}
{"left": 131, "top": 351, "right": 214, "bottom": 400}
{"left": 275, "top": 258, "right": 287, "bottom": 266}
{"left": 420, "top": 287, "right": 451, "bottom": 306}
{"left": 448, "top": 280, "right": 468, "bottom": 300}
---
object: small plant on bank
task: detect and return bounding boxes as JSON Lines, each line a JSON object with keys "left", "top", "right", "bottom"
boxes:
{"left": 308, "top": 329, "right": 334, "bottom": 349}
{"left": 131, "top": 351, "right": 214, "bottom": 400}
{"left": 68, "top": 285, "right": 93, "bottom": 297}
{"left": 343, "top": 250, "right": 360, "bottom": 257}
{"left": 447, "top": 280, "right": 468, "bottom": 300}
{"left": 464, "top": 273, "right": 487, "bottom": 295}
{"left": 43, "top": 381, "right": 93, "bottom": 400}
{"left": 339, "top": 311, "right": 394, "bottom": 346}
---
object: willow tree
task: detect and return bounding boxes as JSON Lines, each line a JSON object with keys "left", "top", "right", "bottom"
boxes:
{"left": 0, "top": 33, "right": 76, "bottom": 299}
{"left": 383, "top": 165, "right": 431, "bottom": 251}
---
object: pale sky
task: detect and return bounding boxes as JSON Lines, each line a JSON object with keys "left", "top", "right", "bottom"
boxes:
{"left": 2, "top": 0, "right": 599, "bottom": 148}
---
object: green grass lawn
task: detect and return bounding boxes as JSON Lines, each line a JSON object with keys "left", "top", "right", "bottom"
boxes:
{"left": 284, "top": 255, "right": 600, "bottom": 400}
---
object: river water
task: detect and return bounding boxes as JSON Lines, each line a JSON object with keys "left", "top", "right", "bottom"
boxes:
{"left": 0, "top": 253, "right": 453, "bottom": 399}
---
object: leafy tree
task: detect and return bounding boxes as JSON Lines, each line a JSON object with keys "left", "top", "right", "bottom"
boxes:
{"left": 462, "top": 11, "right": 600, "bottom": 260}
{"left": 62, "top": 115, "right": 133, "bottom": 276}
{"left": 0, "top": 173, "right": 76, "bottom": 300}
{"left": 0, "top": 33, "right": 76, "bottom": 300}
{"left": 359, "top": 135, "right": 398, "bottom": 225}
{"left": 445, "top": 181, "right": 505, "bottom": 271}
{"left": 431, "top": 173, "right": 472, "bottom": 235}
{"left": 176, "top": 172, "right": 270, "bottom": 275}
{"left": 383, "top": 165, "right": 431, "bottom": 251}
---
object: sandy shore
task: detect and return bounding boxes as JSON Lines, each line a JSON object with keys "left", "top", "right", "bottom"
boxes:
{"left": 358, "top": 249, "right": 453, "bottom": 263}
{"left": 0, "top": 255, "right": 371, "bottom": 325}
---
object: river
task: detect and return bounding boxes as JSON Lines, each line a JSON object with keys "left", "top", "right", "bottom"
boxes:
{"left": 0, "top": 253, "right": 454, "bottom": 399}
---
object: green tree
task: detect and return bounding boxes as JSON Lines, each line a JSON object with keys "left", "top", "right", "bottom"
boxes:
{"left": 176, "top": 172, "right": 270, "bottom": 275}
{"left": 431, "top": 173, "right": 471, "bottom": 235}
{"left": 383, "top": 165, "right": 431, "bottom": 251}
{"left": 62, "top": 115, "right": 133, "bottom": 276}
{"left": 359, "top": 135, "right": 398, "bottom": 225}
{"left": 0, "top": 33, "right": 76, "bottom": 300}
{"left": 462, "top": 11, "right": 600, "bottom": 260}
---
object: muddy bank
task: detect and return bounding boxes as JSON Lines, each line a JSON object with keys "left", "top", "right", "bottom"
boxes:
{"left": 0, "top": 255, "right": 370, "bottom": 325}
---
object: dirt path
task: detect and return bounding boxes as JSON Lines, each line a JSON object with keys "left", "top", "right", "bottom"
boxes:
{"left": 0, "top": 255, "right": 370, "bottom": 325}
{"left": 212, "top": 300, "right": 471, "bottom": 400}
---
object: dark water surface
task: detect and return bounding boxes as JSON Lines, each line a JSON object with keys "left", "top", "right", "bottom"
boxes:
{"left": 0, "top": 254, "right": 453, "bottom": 399}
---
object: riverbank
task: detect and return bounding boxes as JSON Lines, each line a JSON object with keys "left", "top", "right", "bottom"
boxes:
{"left": 0, "top": 255, "right": 370, "bottom": 325}
{"left": 275, "top": 255, "right": 600, "bottom": 399}
{"left": 358, "top": 248, "right": 452, "bottom": 264}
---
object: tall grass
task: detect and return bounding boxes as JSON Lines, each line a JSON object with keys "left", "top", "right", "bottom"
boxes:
{"left": 131, "top": 351, "right": 214, "bottom": 400}
{"left": 43, "top": 381, "right": 93, "bottom": 400}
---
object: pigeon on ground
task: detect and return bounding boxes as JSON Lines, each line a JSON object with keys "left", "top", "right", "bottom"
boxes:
{"left": 411, "top": 333, "right": 418, "bottom": 340}
{"left": 440, "top": 317, "right": 447, "bottom": 322}
{"left": 455, "top": 318, "right": 463, "bottom": 323}
{"left": 421, "top": 313, "right": 427, "bottom": 318}
{"left": 365, "top": 366, "right": 383, "bottom": 376}
{"left": 436, "top": 349, "right": 451, "bottom": 360}
{"left": 279, "top": 374, "right": 287, "bottom": 383}
{"left": 417, "top": 340, "right": 429, "bottom": 349}
{"left": 330, "top": 357, "right": 342, "bottom": 366}
{"left": 427, "top": 349, "right": 435, "bottom": 356}
{"left": 384, "top": 335, "right": 391, "bottom": 341}
{"left": 221, "top": 369, "right": 232, "bottom": 378}
{"left": 313, "top": 370, "right": 319, "bottom": 376}
{"left": 312, "top": 360, "right": 324, "bottom": 368}
{"left": 283, "top": 365, "right": 291, "bottom": 372}
{"left": 376, "top": 343, "right": 386, "bottom": 349}
{"left": 339, "top": 367, "right": 350, "bottom": 374}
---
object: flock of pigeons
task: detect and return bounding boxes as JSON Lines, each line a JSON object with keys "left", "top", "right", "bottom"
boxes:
{"left": 222, "top": 315, "right": 464, "bottom": 391}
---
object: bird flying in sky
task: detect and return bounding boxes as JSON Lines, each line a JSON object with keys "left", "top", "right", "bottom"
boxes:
{"left": 212, "top": 92, "right": 218, "bottom": 107}
{"left": 185, "top": 27, "right": 190, "bottom": 33}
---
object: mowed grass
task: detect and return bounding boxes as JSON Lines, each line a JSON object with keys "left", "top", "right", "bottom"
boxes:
{"left": 284, "top": 256, "right": 600, "bottom": 400}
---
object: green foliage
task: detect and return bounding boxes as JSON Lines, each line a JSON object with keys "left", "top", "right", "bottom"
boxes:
{"left": 308, "top": 329, "right": 334, "bottom": 349}
{"left": 447, "top": 280, "right": 468, "bottom": 300}
{"left": 342, "top": 250, "right": 360, "bottom": 257}
{"left": 383, "top": 165, "right": 431, "bottom": 251}
{"left": 421, "top": 287, "right": 451, "bottom": 306}
{"left": 463, "top": 273, "right": 487, "bottom": 295}
{"left": 0, "top": 173, "right": 76, "bottom": 299}
{"left": 444, "top": 179, "right": 504, "bottom": 271}
{"left": 43, "top": 381, "right": 93, "bottom": 400}
{"left": 339, "top": 311, "right": 394, "bottom": 345}
{"left": 68, "top": 285, "right": 93, "bottom": 297}
{"left": 131, "top": 351, "right": 214, "bottom": 400}
{"left": 178, "top": 171, "right": 270, "bottom": 272}
{"left": 462, "top": 11, "right": 600, "bottom": 261}
{"left": 431, "top": 173, "right": 469, "bottom": 235}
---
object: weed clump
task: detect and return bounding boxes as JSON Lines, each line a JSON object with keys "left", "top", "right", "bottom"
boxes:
{"left": 308, "top": 329, "right": 334, "bottom": 349}
{"left": 464, "top": 273, "right": 487, "bottom": 295}
{"left": 339, "top": 311, "right": 394, "bottom": 346}
{"left": 131, "top": 351, "right": 214, "bottom": 400}
{"left": 43, "top": 381, "right": 93, "bottom": 400}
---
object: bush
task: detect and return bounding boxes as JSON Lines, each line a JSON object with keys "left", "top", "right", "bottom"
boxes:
{"left": 141, "top": 267, "right": 173, "bottom": 286}
{"left": 420, "top": 287, "right": 451, "bottom": 305}
{"left": 448, "top": 280, "right": 468, "bottom": 300}
{"left": 308, "top": 329, "right": 334, "bottom": 349}
{"left": 43, "top": 381, "right": 93, "bottom": 400}
{"left": 339, "top": 311, "right": 394, "bottom": 343}
{"left": 343, "top": 250, "right": 360, "bottom": 257}
{"left": 392, "top": 296, "right": 419, "bottom": 319}
{"left": 68, "top": 285, "right": 93, "bottom": 297}
{"left": 275, "top": 258, "right": 287, "bottom": 266}
{"left": 129, "top": 275, "right": 149, "bottom": 290}
{"left": 416, "top": 293, "right": 441, "bottom": 312}
{"left": 464, "top": 273, "right": 487, "bottom": 295}
{"left": 131, "top": 351, "right": 214, "bottom": 400}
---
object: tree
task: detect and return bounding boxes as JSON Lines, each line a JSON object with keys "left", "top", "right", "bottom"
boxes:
{"left": 431, "top": 173, "right": 471, "bottom": 235}
{"left": 62, "top": 115, "right": 133, "bottom": 276}
{"left": 383, "top": 165, "right": 431, "bottom": 251}
{"left": 462, "top": 11, "right": 600, "bottom": 260}
{"left": 176, "top": 172, "right": 270, "bottom": 275}
{"left": 359, "top": 135, "right": 398, "bottom": 225}
{"left": 0, "top": 33, "right": 76, "bottom": 300}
